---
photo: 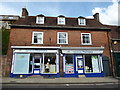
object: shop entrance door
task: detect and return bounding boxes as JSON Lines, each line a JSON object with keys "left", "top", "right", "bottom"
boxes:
{"left": 33, "top": 55, "right": 42, "bottom": 75}
{"left": 76, "top": 56, "right": 84, "bottom": 76}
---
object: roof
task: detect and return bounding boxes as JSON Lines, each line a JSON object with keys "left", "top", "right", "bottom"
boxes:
{"left": 104, "top": 25, "right": 120, "bottom": 39}
{"left": 11, "top": 16, "right": 110, "bottom": 30}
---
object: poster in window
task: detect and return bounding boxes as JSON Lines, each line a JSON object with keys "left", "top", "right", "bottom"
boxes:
{"left": 65, "top": 64, "right": 74, "bottom": 74}
{"left": 92, "top": 56, "right": 99, "bottom": 73}
{"left": 78, "top": 60, "right": 83, "bottom": 68}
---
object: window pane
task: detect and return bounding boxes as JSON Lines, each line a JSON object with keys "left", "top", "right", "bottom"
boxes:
{"left": 38, "top": 17, "right": 44, "bottom": 23}
{"left": 85, "top": 55, "right": 100, "bottom": 73}
{"left": 44, "top": 54, "right": 56, "bottom": 73}
{"left": 34, "top": 36, "right": 37, "bottom": 43}
{"left": 91, "top": 56, "right": 100, "bottom": 73}
{"left": 58, "top": 33, "right": 67, "bottom": 44}
{"left": 65, "top": 55, "right": 74, "bottom": 74}
{"left": 13, "top": 53, "right": 30, "bottom": 74}
{"left": 37, "top": 33, "right": 42, "bottom": 38}
{"left": 58, "top": 17, "right": 65, "bottom": 24}
{"left": 33, "top": 32, "right": 43, "bottom": 44}
{"left": 85, "top": 55, "right": 93, "bottom": 73}
{"left": 37, "top": 38, "right": 42, "bottom": 43}
{"left": 59, "top": 33, "right": 66, "bottom": 38}
{"left": 82, "top": 34, "right": 90, "bottom": 44}
{"left": 59, "top": 39, "right": 66, "bottom": 43}
{"left": 79, "top": 19, "right": 85, "bottom": 25}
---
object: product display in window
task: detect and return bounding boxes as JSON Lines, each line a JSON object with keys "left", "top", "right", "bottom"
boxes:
{"left": 85, "top": 55, "right": 100, "bottom": 73}
{"left": 44, "top": 54, "right": 56, "bottom": 73}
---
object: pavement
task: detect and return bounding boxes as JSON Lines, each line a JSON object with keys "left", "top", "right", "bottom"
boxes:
{"left": 1, "top": 76, "right": 120, "bottom": 84}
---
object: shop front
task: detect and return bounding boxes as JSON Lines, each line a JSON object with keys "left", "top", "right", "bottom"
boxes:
{"left": 10, "top": 46, "right": 60, "bottom": 78}
{"left": 62, "top": 47, "right": 104, "bottom": 77}
{"left": 113, "top": 52, "right": 120, "bottom": 77}
{"left": 10, "top": 46, "right": 105, "bottom": 78}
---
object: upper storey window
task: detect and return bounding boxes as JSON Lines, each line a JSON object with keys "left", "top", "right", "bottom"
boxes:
{"left": 36, "top": 14, "right": 44, "bottom": 24}
{"left": 57, "top": 15, "right": 65, "bottom": 25}
{"left": 57, "top": 32, "right": 68, "bottom": 44}
{"left": 78, "top": 16, "right": 86, "bottom": 25}
{"left": 32, "top": 32, "right": 43, "bottom": 44}
{"left": 81, "top": 33, "right": 92, "bottom": 45}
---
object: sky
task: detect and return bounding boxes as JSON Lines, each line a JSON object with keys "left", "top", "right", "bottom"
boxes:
{"left": 0, "top": 0, "right": 119, "bottom": 26}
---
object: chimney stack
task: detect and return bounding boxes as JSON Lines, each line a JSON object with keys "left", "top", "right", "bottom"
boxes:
{"left": 22, "top": 8, "right": 29, "bottom": 18}
{"left": 93, "top": 13, "right": 99, "bottom": 21}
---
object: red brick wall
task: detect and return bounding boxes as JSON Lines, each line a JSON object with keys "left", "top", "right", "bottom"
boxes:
{"left": 6, "top": 28, "right": 111, "bottom": 76}
{"left": 9, "top": 28, "right": 110, "bottom": 55}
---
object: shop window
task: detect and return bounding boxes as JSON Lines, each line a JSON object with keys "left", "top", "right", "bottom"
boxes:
{"left": 65, "top": 55, "right": 74, "bottom": 74}
{"left": 13, "top": 53, "right": 30, "bottom": 74}
{"left": 32, "top": 32, "right": 43, "bottom": 44}
{"left": 44, "top": 53, "right": 56, "bottom": 73}
{"left": 57, "top": 32, "right": 68, "bottom": 44}
{"left": 81, "top": 33, "right": 92, "bottom": 45}
{"left": 85, "top": 55, "right": 100, "bottom": 73}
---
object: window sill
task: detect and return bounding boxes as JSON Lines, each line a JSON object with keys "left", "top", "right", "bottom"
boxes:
{"left": 81, "top": 44, "right": 92, "bottom": 46}
{"left": 57, "top": 43, "right": 68, "bottom": 45}
{"left": 32, "top": 43, "right": 43, "bottom": 45}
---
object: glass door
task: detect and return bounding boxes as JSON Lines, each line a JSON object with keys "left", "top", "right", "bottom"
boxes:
{"left": 76, "top": 55, "right": 84, "bottom": 74}
{"left": 33, "top": 54, "right": 42, "bottom": 74}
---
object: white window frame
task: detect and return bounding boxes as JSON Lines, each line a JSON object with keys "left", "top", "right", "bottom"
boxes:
{"left": 32, "top": 32, "right": 43, "bottom": 44}
{"left": 81, "top": 33, "right": 92, "bottom": 45}
{"left": 78, "top": 18, "right": 86, "bottom": 25}
{"left": 57, "top": 17, "right": 65, "bottom": 25}
{"left": 57, "top": 32, "right": 68, "bottom": 44}
{"left": 36, "top": 16, "right": 44, "bottom": 24}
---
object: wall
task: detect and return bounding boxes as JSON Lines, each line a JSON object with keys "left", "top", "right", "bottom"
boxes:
{"left": 6, "top": 28, "right": 111, "bottom": 77}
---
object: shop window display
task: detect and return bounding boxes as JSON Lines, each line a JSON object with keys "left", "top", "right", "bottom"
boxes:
{"left": 65, "top": 55, "right": 74, "bottom": 74}
{"left": 85, "top": 55, "right": 100, "bottom": 73}
{"left": 44, "top": 53, "right": 56, "bottom": 73}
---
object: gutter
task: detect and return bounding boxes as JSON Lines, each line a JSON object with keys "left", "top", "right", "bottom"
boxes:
{"left": 112, "top": 39, "right": 120, "bottom": 41}
{"left": 11, "top": 46, "right": 104, "bottom": 50}
{"left": 10, "top": 24, "right": 111, "bottom": 31}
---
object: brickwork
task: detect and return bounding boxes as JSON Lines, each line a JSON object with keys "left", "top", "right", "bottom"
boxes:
{"left": 4, "top": 27, "right": 111, "bottom": 77}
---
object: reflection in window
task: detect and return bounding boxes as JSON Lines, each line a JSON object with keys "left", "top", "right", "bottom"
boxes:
{"left": 85, "top": 55, "right": 100, "bottom": 73}
{"left": 32, "top": 32, "right": 43, "bottom": 44}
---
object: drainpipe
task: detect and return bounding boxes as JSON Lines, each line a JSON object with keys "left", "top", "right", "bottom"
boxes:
{"left": 107, "top": 30, "right": 115, "bottom": 77}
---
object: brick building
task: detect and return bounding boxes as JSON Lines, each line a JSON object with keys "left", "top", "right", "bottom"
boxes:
{"left": 106, "top": 25, "right": 120, "bottom": 77}
{"left": 7, "top": 8, "right": 112, "bottom": 78}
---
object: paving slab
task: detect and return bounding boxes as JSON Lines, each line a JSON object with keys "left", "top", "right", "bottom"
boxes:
{"left": 1, "top": 77, "right": 119, "bottom": 84}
